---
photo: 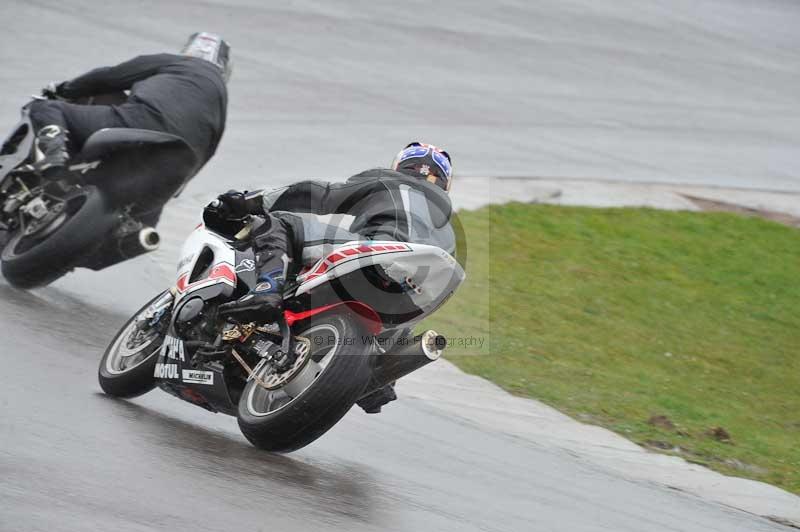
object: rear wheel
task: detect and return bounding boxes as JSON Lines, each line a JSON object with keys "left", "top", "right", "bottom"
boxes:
{"left": 1, "top": 186, "right": 115, "bottom": 288}
{"left": 98, "top": 291, "right": 171, "bottom": 398}
{"left": 237, "top": 312, "right": 372, "bottom": 453}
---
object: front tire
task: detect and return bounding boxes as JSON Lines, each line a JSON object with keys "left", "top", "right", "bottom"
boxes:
{"left": 1, "top": 186, "right": 115, "bottom": 288}
{"left": 98, "top": 292, "right": 170, "bottom": 398}
{"left": 237, "top": 312, "right": 372, "bottom": 453}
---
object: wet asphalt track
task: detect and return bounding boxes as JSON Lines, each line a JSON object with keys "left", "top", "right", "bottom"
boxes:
{"left": 1, "top": 1, "right": 799, "bottom": 531}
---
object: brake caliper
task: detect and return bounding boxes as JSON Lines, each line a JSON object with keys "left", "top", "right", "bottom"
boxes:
{"left": 21, "top": 196, "right": 49, "bottom": 219}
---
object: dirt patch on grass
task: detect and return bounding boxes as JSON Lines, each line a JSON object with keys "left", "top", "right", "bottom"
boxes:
{"left": 648, "top": 415, "right": 676, "bottom": 431}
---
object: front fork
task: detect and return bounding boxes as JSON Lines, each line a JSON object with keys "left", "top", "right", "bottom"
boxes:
{"left": 137, "top": 290, "right": 175, "bottom": 329}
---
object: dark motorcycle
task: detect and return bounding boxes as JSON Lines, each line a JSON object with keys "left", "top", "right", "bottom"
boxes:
{"left": 0, "top": 94, "right": 197, "bottom": 288}
{"left": 98, "top": 215, "right": 464, "bottom": 452}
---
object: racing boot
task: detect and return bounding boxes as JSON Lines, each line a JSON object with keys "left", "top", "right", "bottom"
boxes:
{"left": 32, "top": 125, "right": 70, "bottom": 180}
{"left": 219, "top": 290, "right": 284, "bottom": 323}
{"left": 218, "top": 214, "right": 293, "bottom": 324}
{"left": 356, "top": 382, "right": 397, "bottom": 414}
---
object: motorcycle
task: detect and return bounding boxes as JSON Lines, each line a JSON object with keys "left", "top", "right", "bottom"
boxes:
{"left": 0, "top": 94, "right": 197, "bottom": 288}
{"left": 98, "top": 215, "right": 465, "bottom": 452}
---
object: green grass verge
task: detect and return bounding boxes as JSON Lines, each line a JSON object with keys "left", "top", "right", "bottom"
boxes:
{"left": 422, "top": 203, "right": 800, "bottom": 493}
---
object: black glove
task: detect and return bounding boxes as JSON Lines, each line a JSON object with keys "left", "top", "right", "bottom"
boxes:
{"left": 215, "top": 190, "right": 250, "bottom": 220}
{"left": 41, "top": 81, "right": 65, "bottom": 100}
{"left": 203, "top": 190, "right": 251, "bottom": 235}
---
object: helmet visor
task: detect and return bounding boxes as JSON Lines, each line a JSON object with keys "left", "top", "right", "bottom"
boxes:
{"left": 430, "top": 149, "right": 452, "bottom": 180}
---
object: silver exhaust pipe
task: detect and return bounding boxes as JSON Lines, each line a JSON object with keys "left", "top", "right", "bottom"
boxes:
{"left": 359, "top": 330, "right": 446, "bottom": 399}
{"left": 137, "top": 227, "right": 161, "bottom": 251}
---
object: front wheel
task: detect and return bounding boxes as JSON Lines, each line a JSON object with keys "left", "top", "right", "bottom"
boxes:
{"left": 237, "top": 312, "right": 373, "bottom": 453}
{"left": 1, "top": 186, "right": 115, "bottom": 288}
{"left": 98, "top": 291, "right": 172, "bottom": 398}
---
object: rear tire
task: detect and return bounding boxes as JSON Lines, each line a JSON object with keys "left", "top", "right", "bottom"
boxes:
{"left": 98, "top": 292, "right": 169, "bottom": 398}
{"left": 237, "top": 312, "right": 372, "bottom": 453}
{"left": 1, "top": 186, "right": 115, "bottom": 288}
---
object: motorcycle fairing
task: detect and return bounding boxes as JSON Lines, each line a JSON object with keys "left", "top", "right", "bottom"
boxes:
{"left": 174, "top": 224, "right": 238, "bottom": 304}
{"left": 153, "top": 226, "right": 259, "bottom": 414}
{"left": 155, "top": 280, "right": 242, "bottom": 415}
{"left": 155, "top": 331, "right": 253, "bottom": 414}
{"left": 293, "top": 241, "right": 465, "bottom": 326}
{"left": 296, "top": 242, "right": 413, "bottom": 287}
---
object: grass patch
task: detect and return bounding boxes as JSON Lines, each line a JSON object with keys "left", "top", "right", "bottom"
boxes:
{"left": 423, "top": 203, "right": 800, "bottom": 493}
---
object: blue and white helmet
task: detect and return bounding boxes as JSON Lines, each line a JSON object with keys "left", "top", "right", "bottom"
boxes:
{"left": 181, "top": 32, "right": 232, "bottom": 82}
{"left": 392, "top": 142, "right": 453, "bottom": 192}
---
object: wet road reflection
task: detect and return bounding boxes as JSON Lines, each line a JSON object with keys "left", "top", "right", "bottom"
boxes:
{"left": 99, "top": 398, "right": 381, "bottom": 525}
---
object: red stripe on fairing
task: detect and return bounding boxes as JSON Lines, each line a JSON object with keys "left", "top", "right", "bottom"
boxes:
{"left": 176, "top": 263, "right": 236, "bottom": 293}
{"left": 301, "top": 243, "right": 413, "bottom": 283}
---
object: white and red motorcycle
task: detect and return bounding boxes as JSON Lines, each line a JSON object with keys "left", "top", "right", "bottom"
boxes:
{"left": 98, "top": 216, "right": 464, "bottom": 452}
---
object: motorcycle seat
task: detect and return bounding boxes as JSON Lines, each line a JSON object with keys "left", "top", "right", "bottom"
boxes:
{"left": 78, "top": 128, "right": 195, "bottom": 163}
{"left": 75, "top": 128, "right": 199, "bottom": 205}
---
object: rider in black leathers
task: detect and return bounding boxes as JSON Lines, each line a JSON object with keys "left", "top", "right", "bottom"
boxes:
{"left": 29, "top": 32, "right": 230, "bottom": 205}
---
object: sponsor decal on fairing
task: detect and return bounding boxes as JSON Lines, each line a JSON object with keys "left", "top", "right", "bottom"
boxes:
{"left": 182, "top": 369, "right": 214, "bottom": 385}
{"left": 154, "top": 363, "right": 179, "bottom": 379}
{"left": 160, "top": 335, "right": 186, "bottom": 361}
{"left": 177, "top": 253, "right": 195, "bottom": 271}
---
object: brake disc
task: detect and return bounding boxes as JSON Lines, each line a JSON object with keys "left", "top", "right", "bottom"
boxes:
{"left": 257, "top": 337, "right": 312, "bottom": 390}
{"left": 231, "top": 337, "right": 312, "bottom": 391}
